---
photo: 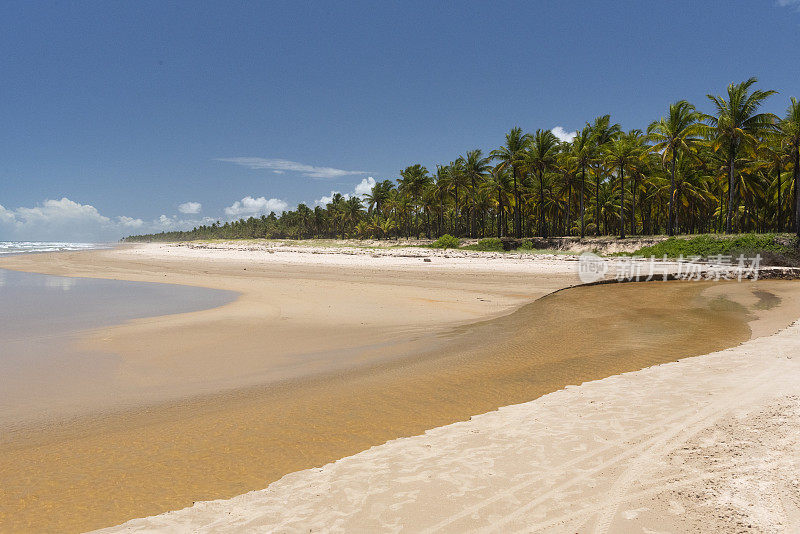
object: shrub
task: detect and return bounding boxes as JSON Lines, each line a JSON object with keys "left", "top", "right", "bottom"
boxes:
{"left": 462, "top": 237, "right": 505, "bottom": 251}
{"left": 430, "top": 234, "right": 460, "bottom": 249}
{"left": 629, "top": 233, "right": 795, "bottom": 259}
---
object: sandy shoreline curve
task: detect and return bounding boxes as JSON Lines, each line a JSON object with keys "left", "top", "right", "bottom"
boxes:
{"left": 2, "top": 242, "right": 800, "bottom": 533}
{"left": 96, "top": 318, "right": 800, "bottom": 534}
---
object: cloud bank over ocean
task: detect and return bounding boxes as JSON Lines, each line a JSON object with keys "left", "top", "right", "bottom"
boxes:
{"left": 0, "top": 175, "right": 373, "bottom": 241}
{"left": 0, "top": 196, "right": 288, "bottom": 242}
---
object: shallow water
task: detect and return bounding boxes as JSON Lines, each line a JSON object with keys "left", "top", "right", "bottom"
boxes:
{"left": 4, "top": 278, "right": 799, "bottom": 533}
{"left": 0, "top": 269, "right": 238, "bottom": 426}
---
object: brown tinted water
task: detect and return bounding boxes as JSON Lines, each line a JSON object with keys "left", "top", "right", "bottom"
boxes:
{"left": 2, "top": 280, "right": 797, "bottom": 533}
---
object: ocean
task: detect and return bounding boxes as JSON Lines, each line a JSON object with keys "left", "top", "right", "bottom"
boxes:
{"left": 0, "top": 241, "right": 110, "bottom": 255}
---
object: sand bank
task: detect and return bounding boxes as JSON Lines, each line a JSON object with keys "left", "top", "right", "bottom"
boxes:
{"left": 1, "top": 243, "right": 799, "bottom": 532}
{"left": 97, "top": 319, "right": 800, "bottom": 533}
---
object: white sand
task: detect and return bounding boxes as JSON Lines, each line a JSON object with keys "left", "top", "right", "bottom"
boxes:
{"left": 7, "top": 242, "right": 797, "bottom": 532}
{"left": 120, "top": 241, "right": 587, "bottom": 273}
{"left": 95, "top": 317, "right": 800, "bottom": 533}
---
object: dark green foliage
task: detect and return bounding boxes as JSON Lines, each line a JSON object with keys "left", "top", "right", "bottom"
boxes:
{"left": 462, "top": 237, "right": 505, "bottom": 251}
{"left": 430, "top": 234, "right": 460, "bottom": 249}
{"left": 630, "top": 234, "right": 795, "bottom": 259}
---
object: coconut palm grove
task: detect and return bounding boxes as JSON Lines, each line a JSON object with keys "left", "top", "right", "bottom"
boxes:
{"left": 126, "top": 78, "right": 800, "bottom": 243}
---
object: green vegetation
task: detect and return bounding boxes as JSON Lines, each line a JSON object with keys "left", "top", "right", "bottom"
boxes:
{"left": 628, "top": 233, "right": 796, "bottom": 259}
{"left": 429, "top": 234, "right": 460, "bottom": 249}
{"left": 125, "top": 78, "right": 800, "bottom": 244}
{"left": 461, "top": 237, "right": 505, "bottom": 251}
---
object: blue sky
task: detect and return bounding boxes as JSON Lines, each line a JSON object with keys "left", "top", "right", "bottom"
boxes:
{"left": 1, "top": 0, "right": 800, "bottom": 241}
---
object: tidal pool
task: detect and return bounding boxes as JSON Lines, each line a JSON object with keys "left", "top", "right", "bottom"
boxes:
{"left": 0, "top": 268, "right": 238, "bottom": 427}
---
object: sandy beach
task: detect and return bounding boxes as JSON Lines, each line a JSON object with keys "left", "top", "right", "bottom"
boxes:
{"left": 2, "top": 242, "right": 800, "bottom": 532}
{"left": 97, "top": 317, "right": 800, "bottom": 534}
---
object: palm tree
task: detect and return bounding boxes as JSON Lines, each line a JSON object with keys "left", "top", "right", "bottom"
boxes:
{"left": 364, "top": 180, "right": 395, "bottom": 216}
{"left": 595, "top": 179, "right": 621, "bottom": 235}
{"left": 625, "top": 130, "right": 650, "bottom": 235}
{"left": 568, "top": 126, "right": 595, "bottom": 238}
{"left": 462, "top": 149, "right": 492, "bottom": 237}
{"left": 647, "top": 100, "right": 702, "bottom": 236}
{"left": 482, "top": 166, "right": 512, "bottom": 238}
{"left": 432, "top": 165, "right": 452, "bottom": 236}
{"left": 397, "top": 164, "right": 431, "bottom": 237}
{"left": 491, "top": 127, "right": 532, "bottom": 237}
{"left": 667, "top": 152, "right": 716, "bottom": 233}
{"left": 557, "top": 149, "right": 577, "bottom": 236}
{"left": 605, "top": 131, "right": 643, "bottom": 238}
{"left": 589, "top": 115, "right": 621, "bottom": 235}
{"left": 447, "top": 158, "right": 469, "bottom": 235}
{"left": 756, "top": 134, "right": 790, "bottom": 232}
{"left": 525, "top": 129, "right": 560, "bottom": 237}
{"left": 778, "top": 97, "right": 800, "bottom": 238}
{"left": 702, "top": 77, "right": 778, "bottom": 233}
{"left": 296, "top": 203, "right": 313, "bottom": 238}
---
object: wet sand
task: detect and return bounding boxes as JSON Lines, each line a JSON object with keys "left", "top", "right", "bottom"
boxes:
{"left": 2, "top": 246, "right": 800, "bottom": 532}
{"left": 0, "top": 269, "right": 236, "bottom": 426}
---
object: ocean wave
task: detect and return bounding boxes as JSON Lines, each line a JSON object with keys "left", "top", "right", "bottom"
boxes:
{"left": 0, "top": 242, "right": 110, "bottom": 255}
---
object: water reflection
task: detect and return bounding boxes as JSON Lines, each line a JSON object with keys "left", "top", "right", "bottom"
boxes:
{"left": 0, "top": 268, "right": 238, "bottom": 427}
{"left": 44, "top": 275, "right": 76, "bottom": 291}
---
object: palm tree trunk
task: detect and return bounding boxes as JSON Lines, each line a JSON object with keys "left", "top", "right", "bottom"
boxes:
{"left": 470, "top": 176, "right": 476, "bottom": 238}
{"left": 439, "top": 195, "right": 444, "bottom": 237}
{"left": 777, "top": 157, "right": 782, "bottom": 233}
{"left": 580, "top": 164, "right": 586, "bottom": 238}
{"left": 668, "top": 154, "right": 677, "bottom": 236}
{"left": 619, "top": 165, "right": 626, "bottom": 239}
{"left": 512, "top": 165, "right": 521, "bottom": 238}
{"left": 726, "top": 141, "right": 737, "bottom": 234}
{"left": 566, "top": 181, "right": 572, "bottom": 237}
{"left": 454, "top": 185, "right": 459, "bottom": 237}
{"left": 538, "top": 173, "right": 546, "bottom": 238}
{"left": 595, "top": 174, "right": 601, "bottom": 236}
{"left": 497, "top": 189, "right": 503, "bottom": 238}
{"left": 631, "top": 174, "right": 637, "bottom": 236}
{"left": 794, "top": 145, "right": 800, "bottom": 240}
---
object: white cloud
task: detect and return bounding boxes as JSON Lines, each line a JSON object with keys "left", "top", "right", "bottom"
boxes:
{"left": 0, "top": 198, "right": 125, "bottom": 241}
{"left": 551, "top": 126, "right": 577, "bottom": 143}
{"left": 313, "top": 176, "right": 377, "bottom": 207}
{"left": 117, "top": 216, "right": 144, "bottom": 228}
{"left": 0, "top": 195, "right": 291, "bottom": 241}
{"left": 178, "top": 201, "right": 202, "bottom": 214}
{"left": 224, "top": 196, "right": 288, "bottom": 217}
{"left": 314, "top": 191, "right": 349, "bottom": 207}
{"left": 14, "top": 197, "right": 110, "bottom": 226}
{"left": 0, "top": 204, "right": 16, "bottom": 225}
{"left": 354, "top": 176, "right": 376, "bottom": 198}
{"left": 0, "top": 197, "right": 255, "bottom": 241}
{"left": 153, "top": 214, "right": 217, "bottom": 231}
{"left": 777, "top": 0, "right": 800, "bottom": 8}
{"left": 216, "top": 157, "right": 367, "bottom": 180}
